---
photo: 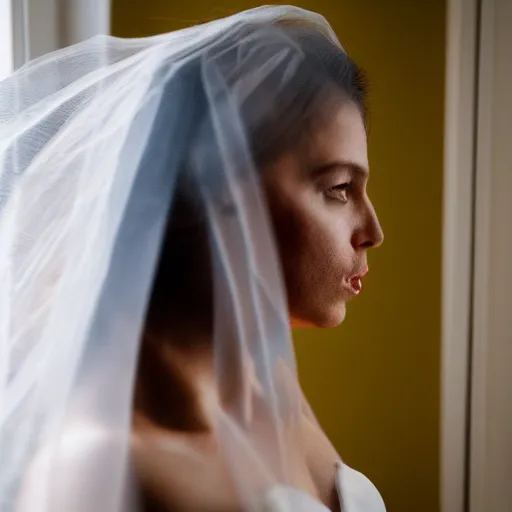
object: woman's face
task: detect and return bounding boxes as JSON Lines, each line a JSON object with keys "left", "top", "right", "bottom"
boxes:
{"left": 262, "top": 100, "right": 384, "bottom": 328}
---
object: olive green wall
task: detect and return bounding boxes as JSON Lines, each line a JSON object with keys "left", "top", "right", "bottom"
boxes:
{"left": 112, "top": 2, "right": 445, "bottom": 511}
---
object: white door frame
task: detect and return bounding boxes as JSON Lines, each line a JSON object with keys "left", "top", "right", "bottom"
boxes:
{"left": 442, "top": 0, "right": 479, "bottom": 508}
{"left": 469, "top": 0, "right": 512, "bottom": 510}
{"left": 443, "top": 0, "right": 512, "bottom": 511}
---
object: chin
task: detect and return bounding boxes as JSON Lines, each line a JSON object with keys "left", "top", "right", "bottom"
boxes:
{"left": 318, "top": 302, "right": 347, "bottom": 328}
{"left": 292, "top": 301, "right": 347, "bottom": 329}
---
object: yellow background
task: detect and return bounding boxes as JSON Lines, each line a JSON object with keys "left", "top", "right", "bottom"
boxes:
{"left": 112, "top": 2, "right": 445, "bottom": 510}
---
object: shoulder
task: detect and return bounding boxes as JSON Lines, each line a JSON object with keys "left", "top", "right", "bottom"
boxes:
{"left": 16, "top": 423, "right": 135, "bottom": 512}
{"left": 336, "top": 464, "right": 386, "bottom": 512}
{"left": 131, "top": 420, "right": 240, "bottom": 511}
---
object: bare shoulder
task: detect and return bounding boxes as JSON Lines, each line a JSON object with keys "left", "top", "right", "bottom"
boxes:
{"left": 132, "top": 420, "right": 240, "bottom": 511}
{"left": 16, "top": 423, "right": 137, "bottom": 512}
{"left": 17, "top": 421, "right": 238, "bottom": 512}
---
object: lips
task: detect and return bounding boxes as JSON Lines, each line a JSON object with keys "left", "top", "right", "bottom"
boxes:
{"left": 347, "top": 266, "right": 369, "bottom": 296}
{"left": 349, "top": 276, "right": 363, "bottom": 295}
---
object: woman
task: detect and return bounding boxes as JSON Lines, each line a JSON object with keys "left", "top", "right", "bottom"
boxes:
{"left": 0, "top": 5, "right": 384, "bottom": 512}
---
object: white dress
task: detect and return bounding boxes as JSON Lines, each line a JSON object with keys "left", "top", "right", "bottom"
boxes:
{"left": 17, "top": 422, "right": 386, "bottom": 512}
{"left": 263, "top": 463, "right": 386, "bottom": 512}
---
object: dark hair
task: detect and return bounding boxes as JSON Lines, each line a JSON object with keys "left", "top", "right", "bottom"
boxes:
{"left": 172, "top": 23, "right": 368, "bottom": 221}
{"left": 285, "top": 24, "right": 367, "bottom": 119}
{"left": 144, "top": 23, "right": 368, "bottom": 330}
{"left": 240, "top": 22, "right": 368, "bottom": 165}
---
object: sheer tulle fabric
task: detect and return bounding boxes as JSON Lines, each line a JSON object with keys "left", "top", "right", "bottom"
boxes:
{"left": 0, "top": 6, "right": 343, "bottom": 510}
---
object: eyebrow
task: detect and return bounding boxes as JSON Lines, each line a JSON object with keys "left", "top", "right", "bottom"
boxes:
{"left": 312, "top": 161, "right": 369, "bottom": 178}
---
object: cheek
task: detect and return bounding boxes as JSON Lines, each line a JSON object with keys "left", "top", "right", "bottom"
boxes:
{"left": 300, "top": 209, "right": 353, "bottom": 281}
{"left": 271, "top": 196, "right": 354, "bottom": 292}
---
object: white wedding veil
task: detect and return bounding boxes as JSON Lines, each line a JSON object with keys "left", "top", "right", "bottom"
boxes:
{"left": 0, "top": 6, "right": 348, "bottom": 510}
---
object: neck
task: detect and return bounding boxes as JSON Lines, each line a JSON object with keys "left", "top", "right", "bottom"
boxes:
{"left": 133, "top": 313, "right": 216, "bottom": 433}
{"left": 133, "top": 231, "right": 216, "bottom": 432}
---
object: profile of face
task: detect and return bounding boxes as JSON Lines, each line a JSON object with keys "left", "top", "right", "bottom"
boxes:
{"left": 262, "top": 100, "right": 384, "bottom": 328}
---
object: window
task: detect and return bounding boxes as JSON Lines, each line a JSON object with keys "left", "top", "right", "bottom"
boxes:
{"left": 0, "top": 0, "right": 13, "bottom": 80}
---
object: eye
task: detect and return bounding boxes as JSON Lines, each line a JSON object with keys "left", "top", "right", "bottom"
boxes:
{"left": 325, "top": 183, "right": 351, "bottom": 203}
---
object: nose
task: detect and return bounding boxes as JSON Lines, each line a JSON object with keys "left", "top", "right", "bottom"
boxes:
{"left": 352, "top": 199, "right": 384, "bottom": 249}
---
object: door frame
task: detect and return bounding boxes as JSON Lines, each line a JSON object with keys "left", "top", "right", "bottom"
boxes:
{"left": 443, "top": 0, "right": 512, "bottom": 511}
{"left": 441, "top": 0, "right": 479, "bottom": 508}
{"left": 468, "top": 0, "right": 512, "bottom": 510}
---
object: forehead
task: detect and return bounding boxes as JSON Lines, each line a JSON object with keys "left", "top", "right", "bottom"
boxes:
{"left": 304, "top": 101, "right": 369, "bottom": 171}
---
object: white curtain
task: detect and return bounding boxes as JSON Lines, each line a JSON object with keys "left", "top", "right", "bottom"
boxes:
{"left": 11, "top": 0, "right": 110, "bottom": 67}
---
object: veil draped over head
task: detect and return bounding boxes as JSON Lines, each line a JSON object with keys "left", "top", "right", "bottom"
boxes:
{"left": 0, "top": 6, "right": 347, "bottom": 511}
